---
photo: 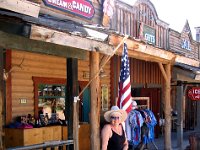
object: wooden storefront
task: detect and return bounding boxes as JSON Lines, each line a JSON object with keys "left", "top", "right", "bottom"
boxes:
{"left": 0, "top": 0, "right": 173, "bottom": 149}
{"left": 1, "top": 0, "right": 200, "bottom": 150}
{"left": 169, "top": 20, "right": 200, "bottom": 149}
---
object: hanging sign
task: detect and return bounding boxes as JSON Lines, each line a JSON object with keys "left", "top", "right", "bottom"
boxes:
{"left": 43, "top": 0, "right": 95, "bottom": 20}
{"left": 139, "top": 22, "right": 156, "bottom": 45}
{"left": 188, "top": 87, "right": 200, "bottom": 100}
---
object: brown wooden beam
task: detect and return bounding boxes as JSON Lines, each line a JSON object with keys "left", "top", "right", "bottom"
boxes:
{"left": 0, "top": 31, "right": 87, "bottom": 60}
{"left": 109, "top": 34, "right": 175, "bottom": 64}
{"left": 0, "top": 0, "right": 40, "bottom": 18}
{"left": 0, "top": 47, "right": 4, "bottom": 149}
{"left": 158, "top": 62, "right": 168, "bottom": 81}
{"left": 30, "top": 25, "right": 114, "bottom": 55}
{"left": 66, "top": 58, "right": 78, "bottom": 150}
{"left": 90, "top": 51, "right": 100, "bottom": 150}
{"left": 164, "top": 63, "right": 172, "bottom": 150}
{"left": 175, "top": 55, "right": 200, "bottom": 67}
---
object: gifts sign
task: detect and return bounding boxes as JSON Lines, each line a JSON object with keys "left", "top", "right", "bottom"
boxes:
{"left": 188, "top": 87, "right": 200, "bottom": 100}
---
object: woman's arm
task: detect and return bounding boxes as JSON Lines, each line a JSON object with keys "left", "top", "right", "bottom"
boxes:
{"left": 101, "top": 124, "right": 111, "bottom": 150}
{"left": 123, "top": 139, "right": 128, "bottom": 150}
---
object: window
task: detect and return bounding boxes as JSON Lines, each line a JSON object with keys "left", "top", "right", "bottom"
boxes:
{"left": 33, "top": 77, "right": 66, "bottom": 120}
{"left": 38, "top": 84, "right": 65, "bottom": 120}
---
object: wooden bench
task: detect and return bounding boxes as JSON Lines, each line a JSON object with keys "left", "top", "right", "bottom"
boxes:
{"left": 6, "top": 140, "right": 74, "bottom": 150}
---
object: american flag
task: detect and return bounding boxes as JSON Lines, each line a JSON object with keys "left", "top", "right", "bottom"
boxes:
{"left": 117, "top": 43, "right": 132, "bottom": 113}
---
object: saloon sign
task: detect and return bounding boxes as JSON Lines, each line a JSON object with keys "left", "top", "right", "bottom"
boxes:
{"left": 43, "top": 0, "right": 95, "bottom": 19}
{"left": 188, "top": 87, "right": 200, "bottom": 100}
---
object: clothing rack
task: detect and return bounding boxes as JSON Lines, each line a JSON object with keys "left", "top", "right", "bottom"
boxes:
{"left": 130, "top": 97, "right": 158, "bottom": 150}
{"left": 132, "top": 97, "right": 150, "bottom": 109}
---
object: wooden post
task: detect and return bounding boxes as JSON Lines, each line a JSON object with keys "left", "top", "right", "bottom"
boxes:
{"left": 0, "top": 48, "right": 4, "bottom": 149}
{"left": 197, "top": 96, "right": 200, "bottom": 129}
{"left": 176, "top": 81, "right": 183, "bottom": 149}
{"left": 73, "top": 97, "right": 79, "bottom": 150}
{"left": 158, "top": 63, "right": 172, "bottom": 150}
{"left": 90, "top": 51, "right": 100, "bottom": 150}
{"left": 66, "top": 58, "right": 78, "bottom": 150}
{"left": 164, "top": 63, "right": 172, "bottom": 150}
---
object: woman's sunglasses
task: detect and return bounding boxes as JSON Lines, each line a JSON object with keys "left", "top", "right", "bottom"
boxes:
{"left": 110, "top": 116, "right": 120, "bottom": 120}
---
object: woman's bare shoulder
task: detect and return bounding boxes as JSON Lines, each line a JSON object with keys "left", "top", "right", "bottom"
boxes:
{"left": 101, "top": 124, "right": 112, "bottom": 138}
{"left": 102, "top": 124, "right": 112, "bottom": 132}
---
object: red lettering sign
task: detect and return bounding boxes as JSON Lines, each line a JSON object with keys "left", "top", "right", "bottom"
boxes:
{"left": 43, "top": 0, "right": 95, "bottom": 20}
{"left": 188, "top": 87, "right": 200, "bottom": 100}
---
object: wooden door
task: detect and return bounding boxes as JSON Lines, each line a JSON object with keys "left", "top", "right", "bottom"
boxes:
{"left": 140, "top": 88, "right": 161, "bottom": 138}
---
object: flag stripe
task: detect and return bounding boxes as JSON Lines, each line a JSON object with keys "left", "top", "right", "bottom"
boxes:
{"left": 117, "top": 42, "right": 132, "bottom": 113}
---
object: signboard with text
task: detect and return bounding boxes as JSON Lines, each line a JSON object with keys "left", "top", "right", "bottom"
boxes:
{"left": 43, "top": 0, "right": 95, "bottom": 20}
{"left": 188, "top": 87, "right": 200, "bottom": 100}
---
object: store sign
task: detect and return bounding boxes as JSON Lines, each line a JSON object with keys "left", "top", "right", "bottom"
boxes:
{"left": 181, "top": 39, "right": 191, "bottom": 51}
{"left": 43, "top": 0, "right": 95, "bottom": 19}
{"left": 139, "top": 23, "right": 156, "bottom": 45}
{"left": 188, "top": 87, "right": 200, "bottom": 100}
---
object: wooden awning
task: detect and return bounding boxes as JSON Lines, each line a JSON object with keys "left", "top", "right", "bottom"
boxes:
{"left": 173, "top": 63, "right": 200, "bottom": 82}
{"left": 109, "top": 34, "right": 175, "bottom": 64}
{"left": 30, "top": 25, "right": 114, "bottom": 56}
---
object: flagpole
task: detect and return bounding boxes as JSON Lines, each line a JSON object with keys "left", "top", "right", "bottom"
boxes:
{"left": 78, "top": 35, "right": 129, "bottom": 97}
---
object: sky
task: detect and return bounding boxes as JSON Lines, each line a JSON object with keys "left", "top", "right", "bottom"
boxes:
{"left": 121, "top": 0, "right": 200, "bottom": 39}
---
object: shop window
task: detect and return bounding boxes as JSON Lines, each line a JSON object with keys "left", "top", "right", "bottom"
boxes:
{"left": 38, "top": 84, "right": 65, "bottom": 120}
{"left": 33, "top": 77, "right": 66, "bottom": 120}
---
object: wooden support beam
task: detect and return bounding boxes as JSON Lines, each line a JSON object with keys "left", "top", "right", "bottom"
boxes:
{"left": 163, "top": 63, "right": 172, "bottom": 150}
{"left": 66, "top": 58, "right": 78, "bottom": 150}
{"left": 0, "top": 0, "right": 40, "bottom": 18}
{"left": 109, "top": 34, "right": 175, "bottom": 63}
{"left": 30, "top": 25, "right": 114, "bottom": 55}
{"left": 0, "top": 31, "right": 87, "bottom": 60}
{"left": 90, "top": 52, "right": 100, "bottom": 150}
{"left": 175, "top": 55, "right": 200, "bottom": 67}
{"left": 176, "top": 81, "right": 183, "bottom": 150}
{"left": 158, "top": 62, "right": 168, "bottom": 81}
{"left": 0, "top": 47, "right": 4, "bottom": 149}
{"left": 172, "top": 67, "right": 196, "bottom": 82}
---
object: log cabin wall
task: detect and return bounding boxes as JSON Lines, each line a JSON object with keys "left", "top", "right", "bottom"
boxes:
{"left": 111, "top": 0, "right": 169, "bottom": 49}
{"left": 7, "top": 50, "right": 110, "bottom": 123}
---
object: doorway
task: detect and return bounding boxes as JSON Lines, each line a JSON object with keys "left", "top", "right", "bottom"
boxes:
{"left": 131, "top": 87, "right": 161, "bottom": 138}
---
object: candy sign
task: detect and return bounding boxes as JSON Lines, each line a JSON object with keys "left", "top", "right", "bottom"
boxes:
{"left": 188, "top": 87, "right": 200, "bottom": 100}
{"left": 43, "top": 0, "right": 95, "bottom": 19}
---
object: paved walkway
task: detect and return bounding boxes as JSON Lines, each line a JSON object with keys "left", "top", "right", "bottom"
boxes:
{"left": 142, "top": 130, "right": 196, "bottom": 150}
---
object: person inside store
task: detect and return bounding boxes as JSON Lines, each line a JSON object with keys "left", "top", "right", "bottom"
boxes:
{"left": 101, "top": 105, "right": 128, "bottom": 150}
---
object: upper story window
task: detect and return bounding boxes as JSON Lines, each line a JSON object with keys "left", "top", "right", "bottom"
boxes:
{"left": 181, "top": 39, "right": 191, "bottom": 51}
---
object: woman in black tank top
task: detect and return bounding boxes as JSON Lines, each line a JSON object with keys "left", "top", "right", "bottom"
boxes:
{"left": 101, "top": 106, "right": 128, "bottom": 150}
{"left": 107, "top": 124, "right": 126, "bottom": 150}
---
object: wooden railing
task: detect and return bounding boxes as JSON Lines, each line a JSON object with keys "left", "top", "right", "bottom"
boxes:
{"left": 6, "top": 140, "right": 74, "bottom": 150}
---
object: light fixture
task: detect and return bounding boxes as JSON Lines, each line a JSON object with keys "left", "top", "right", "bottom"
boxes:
{"left": 99, "top": 69, "right": 107, "bottom": 78}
